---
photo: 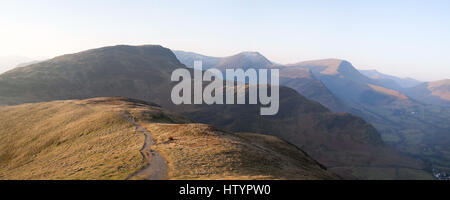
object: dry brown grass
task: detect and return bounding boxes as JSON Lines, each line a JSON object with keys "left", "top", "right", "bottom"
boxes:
{"left": 141, "top": 123, "right": 339, "bottom": 180}
{"left": 369, "top": 84, "right": 408, "bottom": 100}
{"left": 0, "top": 97, "right": 338, "bottom": 180}
{"left": 0, "top": 98, "right": 146, "bottom": 179}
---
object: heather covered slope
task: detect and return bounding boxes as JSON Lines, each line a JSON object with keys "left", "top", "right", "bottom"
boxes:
{"left": 0, "top": 97, "right": 339, "bottom": 180}
{"left": 0, "top": 45, "right": 430, "bottom": 179}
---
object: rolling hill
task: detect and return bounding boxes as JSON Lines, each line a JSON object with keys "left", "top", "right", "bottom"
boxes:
{"left": 0, "top": 45, "right": 431, "bottom": 179}
{"left": 0, "top": 97, "right": 339, "bottom": 180}
{"left": 288, "top": 59, "right": 413, "bottom": 106}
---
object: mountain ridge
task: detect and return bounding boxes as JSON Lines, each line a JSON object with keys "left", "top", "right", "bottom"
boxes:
{"left": 174, "top": 51, "right": 347, "bottom": 112}
{"left": 404, "top": 79, "right": 450, "bottom": 107}
{"left": 0, "top": 97, "right": 340, "bottom": 180}
{"left": 0, "top": 45, "right": 431, "bottom": 179}
{"left": 175, "top": 50, "right": 450, "bottom": 175}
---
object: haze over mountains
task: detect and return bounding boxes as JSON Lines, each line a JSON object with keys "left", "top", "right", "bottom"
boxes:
{"left": 0, "top": 45, "right": 434, "bottom": 179}
{"left": 404, "top": 79, "right": 450, "bottom": 107}
{"left": 360, "top": 69, "right": 422, "bottom": 89}
{"left": 174, "top": 51, "right": 347, "bottom": 112}
{"left": 0, "top": 56, "right": 39, "bottom": 74}
{"left": 174, "top": 50, "right": 450, "bottom": 176}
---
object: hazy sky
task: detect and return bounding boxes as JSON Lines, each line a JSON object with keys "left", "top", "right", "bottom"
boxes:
{"left": 1, "top": 0, "right": 449, "bottom": 81}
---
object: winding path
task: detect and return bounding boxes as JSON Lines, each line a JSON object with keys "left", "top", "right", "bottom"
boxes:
{"left": 123, "top": 112, "right": 168, "bottom": 180}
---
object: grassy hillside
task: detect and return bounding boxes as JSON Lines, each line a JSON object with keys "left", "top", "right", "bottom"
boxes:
{"left": 0, "top": 98, "right": 145, "bottom": 179}
{"left": 0, "top": 45, "right": 179, "bottom": 106}
{"left": 142, "top": 124, "right": 338, "bottom": 180}
{"left": 0, "top": 45, "right": 430, "bottom": 179}
{"left": 175, "top": 86, "right": 430, "bottom": 179}
{"left": 0, "top": 97, "right": 339, "bottom": 180}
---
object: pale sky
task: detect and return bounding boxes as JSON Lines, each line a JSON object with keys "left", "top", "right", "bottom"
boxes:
{"left": 1, "top": 0, "right": 449, "bottom": 81}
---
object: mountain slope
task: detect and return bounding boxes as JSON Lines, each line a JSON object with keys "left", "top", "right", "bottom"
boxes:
{"left": 176, "top": 86, "right": 428, "bottom": 178}
{"left": 289, "top": 59, "right": 450, "bottom": 173}
{"left": 173, "top": 51, "right": 347, "bottom": 112}
{"left": 173, "top": 50, "right": 221, "bottom": 69}
{"left": 404, "top": 79, "right": 450, "bottom": 107}
{"left": 0, "top": 45, "right": 429, "bottom": 179}
{"left": 360, "top": 69, "right": 422, "bottom": 89}
{"left": 0, "top": 97, "right": 339, "bottom": 180}
{"left": 278, "top": 66, "right": 348, "bottom": 112}
{"left": 213, "top": 51, "right": 274, "bottom": 70}
{"left": 0, "top": 45, "right": 180, "bottom": 106}
{"left": 288, "top": 59, "right": 408, "bottom": 106}
{"left": 0, "top": 56, "right": 35, "bottom": 74}
{"left": 0, "top": 97, "right": 149, "bottom": 179}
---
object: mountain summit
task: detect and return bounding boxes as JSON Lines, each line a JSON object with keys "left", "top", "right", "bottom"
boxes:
{"left": 213, "top": 51, "right": 274, "bottom": 70}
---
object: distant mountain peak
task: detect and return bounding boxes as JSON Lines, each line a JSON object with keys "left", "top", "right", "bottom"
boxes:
{"left": 232, "top": 51, "right": 271, "bottom": 62}
{"left": 291, "top": 58, "right": 360, "bottom": 76}
{"left": 293, "top": 58, "right": 345, "bottom": 67}
{"left": 364, "top": 69, "right": 379, "bottom": 73}
{"left": 214, "top": 51, "right": 273, "bottom": 69}
{"left": 236, "top": 51, "right": 263, "bottom": 56}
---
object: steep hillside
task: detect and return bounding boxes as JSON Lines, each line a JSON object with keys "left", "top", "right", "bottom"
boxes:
{"left": 0, "top": 45, "right": 429, "bottom": 179}
{"left": 289, "top": 59, "right": 450, "bottom": 173}
{"left": 288, "top": 59, "right": 409, "bottom": 106}
{"left": 0, "top": 97, "right": 339, "bottom": 180}
{"left": 360, "top": 69, "right": 422, "bottom": 89}
{"left": 0, "top": 98, "right": 150, "bottom": 179}
{"left": 173, "top": 50, "right": 347, "bottom": 112}
{"left": 173, "top": 50, "right": 221, "bottom": 69}
{"left": 404, "top": 79, "right": 450, "bottom": 107}
{"left": 213, "top": 52, "right": 274, "bottom": 70}
{"left": 0, "top": 45, "right": 180, "bottom": 106}
{"left": 176, "top": 86, "right": 428, "bottom": 179}
{"left": 278, "top": 66, "right": 347, "bottom": 112}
